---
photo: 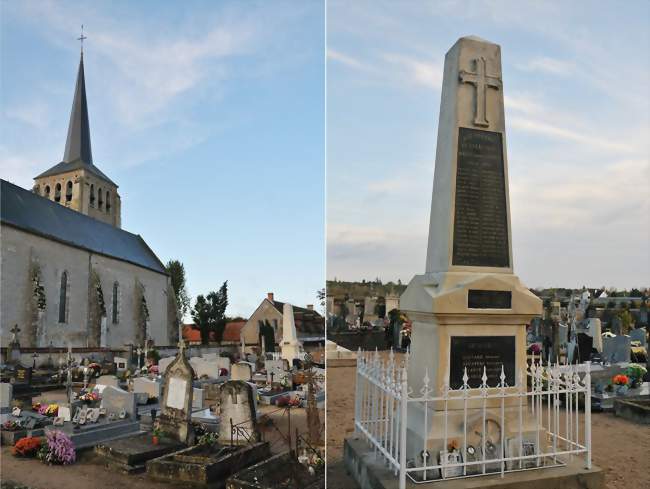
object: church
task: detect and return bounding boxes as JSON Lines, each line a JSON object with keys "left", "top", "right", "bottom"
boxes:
{"left": 1, "top": 50, "right": 177, "bottom": 349}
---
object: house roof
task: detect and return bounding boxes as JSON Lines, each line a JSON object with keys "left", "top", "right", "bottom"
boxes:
{"left": 268, "top": 299, "right": 325, "bottom": 336}
{"left": 222, "top": 321, "right": 246, "bottom": 342}
{"left": 1, "top": 179, "right": 166, "bottom": 275}
{"left": 182, "top": 324, "right": 201, "bottom": 343}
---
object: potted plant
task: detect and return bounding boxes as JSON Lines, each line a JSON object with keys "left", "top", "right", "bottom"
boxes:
{"left": 152, "top": 422, "right": 163, "bottom": 445}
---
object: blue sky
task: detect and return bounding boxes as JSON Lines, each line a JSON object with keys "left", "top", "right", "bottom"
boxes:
{"left": 1, "top": 0, "right": 325, "bottom": 317}
{"left": 327, "top": 0, "right": 649, "bottom": 289}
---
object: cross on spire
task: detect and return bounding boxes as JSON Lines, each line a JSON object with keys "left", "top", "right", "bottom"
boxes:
{"left": 78, "top": 25, "right": 87, "bottom": 55}
{"left": 459, "top": 56, "right": 502, "bottom": 127}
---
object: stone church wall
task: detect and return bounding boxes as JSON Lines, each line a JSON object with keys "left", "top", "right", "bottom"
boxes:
{"left": 1, "top": 225, "right": 170, "bottom": 348}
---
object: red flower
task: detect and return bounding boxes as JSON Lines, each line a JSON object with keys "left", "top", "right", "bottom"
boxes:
{"left": 12, "top": 436, "right": 41, "bottom": 457}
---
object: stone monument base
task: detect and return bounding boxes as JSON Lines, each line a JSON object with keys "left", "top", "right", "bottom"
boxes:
{"left": 405, "top": 404, "right": 542, "bottom": 465}
{"left": 343, "top": 436, "right": 604, "bottom": 489}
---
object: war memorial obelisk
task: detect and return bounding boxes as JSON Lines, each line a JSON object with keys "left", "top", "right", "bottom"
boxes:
{"left": 400, "top": 34, "right": 543, "bottom": 462}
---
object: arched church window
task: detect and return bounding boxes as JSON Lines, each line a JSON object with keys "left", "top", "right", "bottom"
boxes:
{"left": 54, "top": 183, "right": 62, "bottom": 202}
{"left": 98, "top": 187, "right": 103, "bottom": 210}
{"left": 106, "top": 191, "right": 111, "bottom": 212}
{"left": 90, "top": 184, "right": 95, "bottom": 207}
{"left": 45, "top": 186, "right": 51, "bottom": 199}
{"left": 65, "top": 181, "right": 73, "bottom": 202}
{"left": 112, "top": 281, "right": 120, "bottom": 324}
{"left": 58, "top": 271, "right": 68, "bottom": 323}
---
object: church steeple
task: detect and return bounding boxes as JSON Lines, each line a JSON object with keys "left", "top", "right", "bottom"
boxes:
{"left": 63, "top": 51, "right": 92, "bottom": 164}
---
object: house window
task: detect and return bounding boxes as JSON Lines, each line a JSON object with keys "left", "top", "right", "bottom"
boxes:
{"left": 44, "top": 186, "right": 51, "bottom": 199}
{"left": 58, "top": 271, "right": 68, "bottom": 323}
{"left": 112, "top": 281, "right": 120, "bottom": 324}
{"left": 98, "top": 187, "right": 103, "bottom": 210}
{"left": 90, "top": 184, "right": 95, "bottom": 207}
{"left": 65, "top": 181, "right": 73, "bottom": 203}
{"left": 54, "top": 183, "right": 62, "bottom": 202}
{"left": 106, "top": 191, "right": 111, "bottom": 212}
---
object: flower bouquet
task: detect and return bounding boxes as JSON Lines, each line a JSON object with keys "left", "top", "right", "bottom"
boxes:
{"left": 12, "top": 436, "right": 41, "bottom": 457}
{"left": 38, "top": 430, "right": 76, "bottom": 465}
{"left": 3, "top": 420, "right": 20, "bottom": 431}
{"left": 34, "top": 403, "right": 59, "bottom": 417}
{"left": 625, "top": 364, "right": 647, "bottom": 388}
{"left": 78, "top": 391, "right": 100, "bottom": 403}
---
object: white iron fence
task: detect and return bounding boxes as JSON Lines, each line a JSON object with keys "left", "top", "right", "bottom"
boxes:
{"left": 354, "top": 350, "right": 592, "bottom": 489}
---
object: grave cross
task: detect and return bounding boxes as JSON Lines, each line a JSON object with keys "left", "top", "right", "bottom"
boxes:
{"left": 459, "top": 56, "right": 502, "bottom": 127}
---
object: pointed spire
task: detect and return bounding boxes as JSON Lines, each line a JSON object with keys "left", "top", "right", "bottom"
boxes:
{"left": 63, "top": 52, "right": 92, "bottom": 164}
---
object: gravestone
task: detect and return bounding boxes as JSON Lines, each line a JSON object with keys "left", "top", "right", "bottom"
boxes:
{"left": 216, "top": 356, "right": 231, "bottom": 372}
{"left": 96, "top": 375, "right": 120, "bottom": 388}
{"left": 607, "top": 335, "right": 631, "bottom": 363}
{"left": 217, "top": 380, "right": 259, "bottom": 445}
{"left": 158, "top": 357, "right": 174, "bottom": 375}
{"left": 193, "top": 359, "right": 221, "bottom": 380}
{"left": 158, "top": 341, "right": 195, "bottom": 445}
{"left": 0, "top": 383, "right": 12, "bottom": 414}
{"left": 265, "top": 359, "right": 291, "bottom": 385}
{"left": 132, "top": 377, "right": 161, "bottom": 400}
{"left": 193, "top": 388, "right": 204, "bottom": 409}
{"left": 232, "top": 362, "right": 254, "bottom": 382}
{"left": 630, "top": 328, "right": 647, "bottom": 348}
{"left": 576, "top": 333, "right": 594, "bottom": 364}
{"left": 101, "top": 386, "right": 137, "bottom": 419}
{"left": 281, "top": 303, "right": 304, "bottom": 364}
{"left": 610, "top": 316, "right": 622, "bottom": 335}
{"left": 398, "top": 36, "right": 542, "bottom": 461}
{"left": 114, "top": 357, "right": 129, "bottom": 373}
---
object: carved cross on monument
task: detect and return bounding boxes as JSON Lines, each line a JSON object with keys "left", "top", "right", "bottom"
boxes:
{"left": 459, "top": 56, "right": 502, "bottom": 127}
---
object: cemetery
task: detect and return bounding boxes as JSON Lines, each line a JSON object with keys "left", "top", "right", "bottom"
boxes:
{"left": 1, "top": 320, "right": 325, "bottom": 488}
{"left": 328, "top": 35, "right": 649, "bottom": 489}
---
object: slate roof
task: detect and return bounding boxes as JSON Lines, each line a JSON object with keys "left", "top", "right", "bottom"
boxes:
{"left": 269, "top": 300, "right": 325, "bottom": 336}
{"left": 1, "top": 179, "right": 166, "bottom": 275}
{"left": 34, "top": 158, "right": 117, "bottom": 187}
{"left": 34, "top": 54, "right": 117, "bottom": 187}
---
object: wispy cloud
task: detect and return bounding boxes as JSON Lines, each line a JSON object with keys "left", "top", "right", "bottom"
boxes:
{"left": 516, "top": 56, "right": 575, "bottom": 76}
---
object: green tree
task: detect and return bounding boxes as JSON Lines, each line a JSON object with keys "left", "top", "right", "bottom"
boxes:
{"left": 618, "top": 310, "right": 634, "bottom": 335}
{"left": 166, "top": 260, "right": 190, "bottom": 319}
{"left": 190, "top": 281, "right": 228, "bottom": 344}
{"left": 317, "top": 288, "right": 326, "bottom": 314}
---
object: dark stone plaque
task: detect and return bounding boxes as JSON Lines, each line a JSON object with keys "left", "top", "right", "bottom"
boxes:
{"left": 449, "top": 336, "right": 515, "bottom": 389}
{"left": 468, "top": 290, "right": 512, "bottom": 309}
{"left": 452, "top": 128, "right": 509, "bottom": 267}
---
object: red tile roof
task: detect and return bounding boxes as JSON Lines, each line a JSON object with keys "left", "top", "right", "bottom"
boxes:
{"left": 182, "top": 324, "right": 201, "bottom": 343}
{"left": 222, "top": 321, "right": 246, "bottom": 342}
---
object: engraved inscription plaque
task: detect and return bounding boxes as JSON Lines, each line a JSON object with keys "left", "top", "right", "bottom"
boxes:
{"left": 166, "top": 377, "right": 187, "bottom": 410}
{"left": 449, "top": 336, "right": 515, "bottom": 388}
{"left": 468, "top": 290, "right": 512, "bottom": 309}
{"left": 452, "top": 128, "right": 509, "bottom": 267}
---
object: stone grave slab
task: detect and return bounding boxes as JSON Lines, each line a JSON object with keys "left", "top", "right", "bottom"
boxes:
{"left": 45, "top": 417, "right": 141, "bottom": 450}
{"left": 146, "top": 441, "right": 270, "bottom": 486}
{"left": 96, "top": 375, "right": 120, "bottom": 388}
{"left": 158, "top": 357, "right": 174, "bottom": 375}
{"left": 95, "top": 432, "right": 184, "bottom": 473}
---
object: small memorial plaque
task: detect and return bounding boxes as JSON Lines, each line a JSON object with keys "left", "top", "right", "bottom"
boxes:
{"left": 449, "top": 336, "right": 515, "bottom": 388}
{"left": 452, "top": 127, "right": 509, "bottom": 268}
{"left": 468, "top": 290, "right": 511, "bottom": 309}
{"left": 166, "top": 377, "right": 187, "bottom": 410}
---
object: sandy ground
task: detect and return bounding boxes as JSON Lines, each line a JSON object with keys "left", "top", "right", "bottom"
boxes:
{"left": 1, "top": 390, "right": 323, "bottom": 489}
{"left": 326, "top": 356, "right": 650, "bottom": 489}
